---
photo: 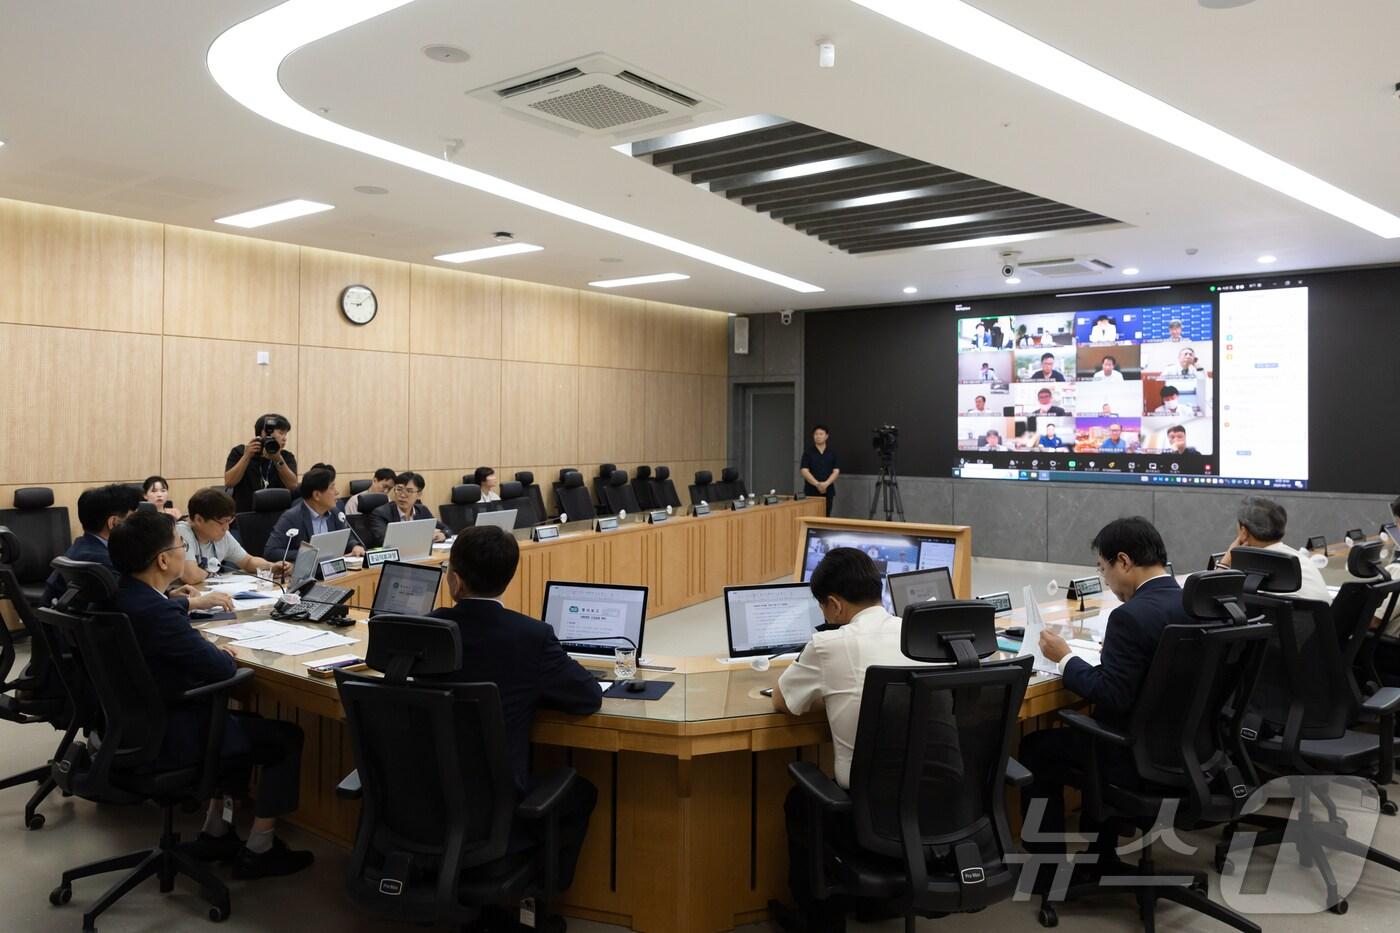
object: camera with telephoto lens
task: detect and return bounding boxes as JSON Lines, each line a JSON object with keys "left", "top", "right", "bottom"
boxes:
{"left": 259, "top": 419, "right": 281, "bottom": 457}
{"left": 871, "top": 424, "right": 899, "bottom": 455}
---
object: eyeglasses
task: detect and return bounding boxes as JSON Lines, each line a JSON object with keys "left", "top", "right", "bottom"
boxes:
{"left": 392, "top": 486, "right": 421, "bottom": 495}
{"left": 163, "top": 542, "right": 189, "bottom": 555}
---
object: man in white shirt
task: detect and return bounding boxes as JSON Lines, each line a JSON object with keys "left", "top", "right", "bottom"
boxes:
{"left": 176, "top": 487, "right": 291, "bottom": 584}
{"left": 1216, "top": 495, "right": 1331, "bottom": 602}
{"left": 772, "top": 547, "right": 923, "bottom": 930}
{"left": 344, "top": 468, "right": 396, "bottom": 516}
{"left": 1092, "top": 355, "right": 1124, "bottom": 381}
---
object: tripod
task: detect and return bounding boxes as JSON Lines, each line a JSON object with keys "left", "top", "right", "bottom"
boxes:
{"left": 867, "top": 452, "right": 905, "bottom": 522}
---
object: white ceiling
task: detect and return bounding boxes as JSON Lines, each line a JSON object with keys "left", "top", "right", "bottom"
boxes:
{"left": 3, "top": 0, "right": 1398, "bottom": 312}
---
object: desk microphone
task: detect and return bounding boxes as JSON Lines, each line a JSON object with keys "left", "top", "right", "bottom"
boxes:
{"left": 338, "top": 512, "right": 366, "bottom": 552}
{"left": 279, "top": 528, "right": 298, "bottom": 565}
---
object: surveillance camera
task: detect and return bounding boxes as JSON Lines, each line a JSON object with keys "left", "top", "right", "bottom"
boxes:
{"left": 999, "top": 250, "right": 1021, "bottom": 279}
{"left": 779, "top": 309, "right": 794, "bottom": 325}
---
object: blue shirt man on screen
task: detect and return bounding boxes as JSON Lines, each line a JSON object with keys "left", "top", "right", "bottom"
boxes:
{"left": 1099, "top": 424, "right": 1127, "bottom": 451}
{"left": 1037, "top": 424, "right": 1067, "bottom": 449}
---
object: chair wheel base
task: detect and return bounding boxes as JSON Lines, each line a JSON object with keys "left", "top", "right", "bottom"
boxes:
{"left": 27, "top": 813, "right": 46, "bottom": 831}
{"left": 208, "top": 904, "right": 229, "bottom": 923}
{"left": 1330, "top": 899, "right": 1348, "bottom": 915}
{"left": 49, "top": 884, "right": 72, "bottom": 906}
{"left": 1381, "top": 801, "right": 1397, "bottom": 816}
{"left": 1038, "top": 904, "right": 1059, "bottom": 927}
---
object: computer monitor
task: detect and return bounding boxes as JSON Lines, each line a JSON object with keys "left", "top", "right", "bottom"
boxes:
{"left": 382, "top": 518, "right": 436, "bottom": 561}
{"left": 369, "top": 561, "right": 443, "bottom": 618}
{"left": 799, "top": 526, "right": 958, "bottom": 614}
{"left": 886, "top": 567, "right": 955, "bottom": 616}
{"left": 474, "top": 509, "right": 518, "bottom": 532}
{"left": 724, "top": 583, "right": 825, "bottom": 658}
{"left": 540, "top": 581, "right": 648, "bottom": 657}
{"left": 287, "top": 544, "right": 320, "bottom": 592}
{"left": 309, "top": 528, "right": 350, "bottom": 557}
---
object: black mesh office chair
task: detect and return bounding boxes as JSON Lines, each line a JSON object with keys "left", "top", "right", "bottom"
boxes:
{"left": 591, "top": 464, "right": 617, "bottom": 515}
{"left": 0, "top": 527, "right": 73, "bottom": 829}
{"left": 0, "top": 488, "right": 72, "bottom": 608}
{"left": 1343, "top": 542, "right": 1400, "bottom": 692}
{"left": 783, "top": 601, "right": 1033, "bottom": 932}
{"left": 719, "top": 467, "right": 748, "bottom": 500}
{"left": 39, "top": 559, "right": 253, "bottom": 930}
{"left": 688, "top": 470, "right": 717, "bottom": 505}
{"left": 348, "top": 479, "right": 372, "bottom": 496}
{"left": 515, "top": 471, "right": 550, "bottom": 524}
{"left": 232, "top": 487, "right": 292, "bottom": 558}
{"left": 651, "top": 466, "right": 682, "bottom": 510}
{"left": 1220, "top": 546, "right": 1400, "bottom": 914}
{"left": 600, "top": 469, "right": 641, "bottom": 515}
{"left": 1038, "top": 570, "right": 1269, "bottom": 933}
{"left": 440, "top": 484, "right": 482, "bottom": 535}
{"left": 499, "top": 481, "right": 537, "bottom": 529}
{"left": 349, "top": 493, "right": 388, "bottom": 547}
{"left": 555, "top": 471, "right": 594, "bottom": 524}
{"left": 335, "top": 615, "right": 578, "bottom": 931}
{"left": 631, "top": 466, "right": 657, "bottom": 510}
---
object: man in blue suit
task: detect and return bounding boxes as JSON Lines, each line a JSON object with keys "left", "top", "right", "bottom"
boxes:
{"left": 431, "top": 525, "right": 602, "bottom": 892}
{"left": 106, "top": 510, "right": 313, "bottom": 879}
{"left": 262, "top": 467, "right": 364, "bottom": 560}
{"left": 1019, "top": 516, "right": 1192, "bottom": 869}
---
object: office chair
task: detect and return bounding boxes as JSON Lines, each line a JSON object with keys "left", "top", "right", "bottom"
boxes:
{"left": 39, "top": 558, "right": 253, "bottom": 930}
{"left": 600, "top": 469, "right": 641, "bottom": 515}
{"left": 689, "top": 470, "right": 717, "bottom": 505}
{"left": 0, "top": 488, "right": 72, "bottom": 608}
{"left": 348, "top": 493, "right": 388, "bottom": 547}
{"left": 440, "top": 484, "right": 482, "bottom": 535}
{"left": 555, "top": 471, "right": 594, "bottom": 523}
{"left": 515, "top": 471, "right": 550, "bottom": 524}
{"left": 720, "top": 467, "right": 748, "bottom": 500}
{"left": 631, "top": 466, "right": 657, "bottom": 509}
{"left": 781, "top": 601, "right": 1033, "bottom": 933}
{"left": 1038, "top": 570, "right": 1268, "bottom": 933}
{"left": 348, "top": 478, "right": 372, "bottom": 496}
{"left": 651, "top": 466, "right": 682, "bottom": 510}
{"left": 0, "top": 527, "right": 73, "bottom": 830}
{"left": 499, "top": 481, "right": 537, "bottom": 528}
{"left": 1223, "top": 547, "right": 1400, "bottom": 914}
{"left": 335, "top": 614, "right": 578, "bottom": 931}
{"left": 1343, "top": 542, "right": 1400, "bottom": 692}
{"left": 591, "top": 464, "right": 617, "bottom": 514}
{"left": 232, "top": 487, "right": 292, "bottom": 558}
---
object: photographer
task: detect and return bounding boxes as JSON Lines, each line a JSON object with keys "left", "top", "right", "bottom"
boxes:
{"left": 800, "top": 424, "right": 840, "bottom": 517}
{"left": 224, "top": 414, "right": 298, "bottom": 513}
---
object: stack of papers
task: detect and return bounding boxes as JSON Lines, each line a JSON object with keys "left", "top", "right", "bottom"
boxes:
{"left": 204, "top": 620, "right": 358, "bottom": 657}
{"left": 1020, "top": 586, "right": 1104, "bottom": 675}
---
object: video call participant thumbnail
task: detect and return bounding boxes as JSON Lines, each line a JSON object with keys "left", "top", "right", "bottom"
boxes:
{"left": 1034, "top": 388, "right": 1067, "bottom": 416}
{"left": 1029, "top": 352, "right": 1066, "bottom": 382}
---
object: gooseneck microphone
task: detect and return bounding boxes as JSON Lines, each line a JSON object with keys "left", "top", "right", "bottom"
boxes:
{"left": 280, "top": 528, "right": 299, "bottom": 565}
{"left": 338, "top": 513, "right": 366, "bottom": 552}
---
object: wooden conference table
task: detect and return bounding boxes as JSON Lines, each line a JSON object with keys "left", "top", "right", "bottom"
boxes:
{"left": 198, "top": 499, "right": 1105, "bottom": 933}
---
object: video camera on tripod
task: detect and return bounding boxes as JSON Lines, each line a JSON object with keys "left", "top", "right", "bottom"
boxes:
{"left": 868, "top": 423, "right": 905, "bottom": 521}
{"left": 871, "top": 424, "right": 899, "bottom": 458}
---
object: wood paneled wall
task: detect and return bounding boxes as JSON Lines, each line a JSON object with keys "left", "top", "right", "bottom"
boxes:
{"left": 0, "top": 196, "right": 729, "bottom": 519}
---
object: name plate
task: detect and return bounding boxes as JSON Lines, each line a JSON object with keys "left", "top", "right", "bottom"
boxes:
{"left": 1345, "top": 528, "right": 1364, "bottom": 543}
{"left": 691, "top": 503, "right": 711, "bottom": 517}
{"left": 1067, "top": 575, "right": 1102, "bottom": 599}
{"left": 365, "top": 548, "right": 400, "bottom": 568}
{"left": 532, "top": 524, "right": 560, "bottom": 542}
{"left": 595, "top": 516, "right": 620, "bottom": 532}
{"left": 977, "top": 591, "right": 1013, "bottom": 614}
{"left": 646, "top": 510, "right": 668, "bottom": 524}
{"left": 730, "top": 499, "right": 750, "bottom": 511}
{"left": 1306, "top": 535, "right": 1327, "bottom": 552}
{"left": 763, "top": 494, "right": 780, "bottom": 505}
{"left": 318, "top": 557, "right": 347, "bottom": 581}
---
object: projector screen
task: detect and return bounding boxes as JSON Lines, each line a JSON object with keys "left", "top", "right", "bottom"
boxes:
{"left": 953, "top": 288, "right": 1309, "bottom": 489}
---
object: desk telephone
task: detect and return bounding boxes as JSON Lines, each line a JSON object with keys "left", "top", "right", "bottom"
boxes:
{"left": 271, "top": 581, "right": 354, "bottom": 625}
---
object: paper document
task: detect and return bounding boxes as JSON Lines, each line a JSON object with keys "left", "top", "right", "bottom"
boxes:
{"left": 230, "top": 629, "right": 358, "bottom": 657}
{"left": 204, "top": 620, "right": 288, "bottom": 640}
{"left": 1020, "top": 586, "right": 1061, "bottom": 676}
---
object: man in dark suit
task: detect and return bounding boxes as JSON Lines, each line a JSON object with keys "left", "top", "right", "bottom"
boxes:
{"left": 366, "top": 471, "right": 449, "bottom": 547}
{"left": 262, "top": 467, "right": 364, "bottom": 560}
{"left": 106, "top": 510, "right": 313, "bottom": 879}
{"left": 431, "top": 525, "right": 602, "bottom": 890}
{"left": 1019, "top": 516, "right": 1192, "bottom": 870}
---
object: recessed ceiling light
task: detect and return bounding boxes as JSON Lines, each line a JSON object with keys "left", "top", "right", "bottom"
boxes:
{"left": 848, "top": 0, "right": 1400, "bottom": 238}
{"left": 353, "top": 185, "right": 388, "bottom": 195}
{"left": 0, "top": 140, "right": 6, "bottom": 149}
{"left": 902, "top": 286, "right": 918, "bottom": 294}
{"left": 1004, "top": 276, "right": 1021, "bottom": 285}
{"left": 1122, "top": 267, "right": 1140, "bottom": 276}
{"left": 589, "top": 273, "right": 690, "bottom": 289}
{"left": 1257, "top": 254, "right": 1277, "bottom": 264}
{"left": 434, "top": 242, "right": 543, "bottom": 263}
{"left": 422, "top": 44, "right": 469, "bottom": 63}
{"left": 207, "top": 8, "right": 822, "bottom": 292}
{"left": 214, "top": 198, "right": 333, "bottom": 228}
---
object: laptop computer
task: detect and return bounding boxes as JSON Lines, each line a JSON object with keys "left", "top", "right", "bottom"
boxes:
{"left": 287, "top": 544, "right": 320, "bottom": 592}
{"left": 540, "top": 581, "right": 647, "bottom": 657}
{"left": 381, "top": 518, "right": 436, "bottom": 561}
{"left": 474, "top": 508, "right": 518, "bottom": 531}
{"left": 724, "top": 582, "right": 825, "bottom": 658}
{"left": 309, "top": 527, "right": 350, "bottom": 558}
{"left": 886, "top": 566, "right": 955, "bottom": 616}
{"left": 369, "top": 561, "right": 443, "bottom": 618}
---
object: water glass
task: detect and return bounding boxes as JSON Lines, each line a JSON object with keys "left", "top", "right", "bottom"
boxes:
{"left": 614, "top": 646, "right": 638, "bottom": 681}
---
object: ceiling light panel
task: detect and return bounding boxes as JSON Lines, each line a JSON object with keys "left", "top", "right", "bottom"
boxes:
{"left": 849, "top": 0, "right": 1400, "bottom": 238}
{"left": 435, "top": 242, "right": 543, "bottom": 263}
{"left": 589, "top": 272, "right": 690, "bottom": 288}
{"left": 215, "top": 198, "right": 333, "bottom": 228}
{"left": 206, "top": 1, "right": 821, "bottom": 293}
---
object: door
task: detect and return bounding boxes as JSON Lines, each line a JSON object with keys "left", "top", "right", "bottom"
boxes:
{"left": 745, "top": 385, "right": 796, "bottom": 496}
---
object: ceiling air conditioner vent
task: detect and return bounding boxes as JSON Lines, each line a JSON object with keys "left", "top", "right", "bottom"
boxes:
{"left": 470, "top": 54, "right": 717, "bottom": 137}
{"left": 1021, "top": 256, "right": 1114, "bottom": 277}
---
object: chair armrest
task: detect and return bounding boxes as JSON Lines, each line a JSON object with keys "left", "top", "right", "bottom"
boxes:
{"left": 336, "top": 769, "right": 362, "bottom": 800}
{"left": 177, "top": 667, "right": 253, "bottom": 702}
{"left": 1059, "top": 710, "right": 1131, "bottom": 747}
{"left": 788, "top": 760, "right": 851, "bottom": 813}
{"left": 1005, "top": 756, "right": 1033, "bottom": 787}
{"left": 1362, "top": 687, "right": 1400, "bottom": 717}
{"left": 517, "top": 767, "right": 577, "bottom": 820}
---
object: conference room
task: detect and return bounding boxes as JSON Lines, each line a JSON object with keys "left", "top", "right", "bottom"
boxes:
{"left": 4, "top": 3, "right": 1400, "bottom": 933}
